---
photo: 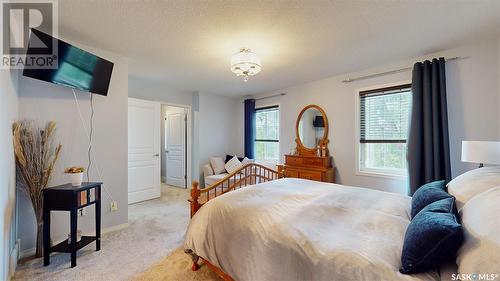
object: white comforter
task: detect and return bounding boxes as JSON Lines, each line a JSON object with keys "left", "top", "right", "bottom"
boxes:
{"left": 184, "top": 178, "right": 439, "bottom": 281}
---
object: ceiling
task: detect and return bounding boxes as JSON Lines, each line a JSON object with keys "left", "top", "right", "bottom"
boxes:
{"left": 58, "top": 0, "right": 500, "bottom": 96}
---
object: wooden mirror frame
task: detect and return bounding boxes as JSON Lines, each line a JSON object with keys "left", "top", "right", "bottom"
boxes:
{"left": 295, "top": 104, "right": 329, "bottom": 156}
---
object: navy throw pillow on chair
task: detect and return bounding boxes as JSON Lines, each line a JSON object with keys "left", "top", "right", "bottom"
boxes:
{"left": 225, "top": 155, "right": 244, "bottom": 164}
{"left": 400, "top": 197, "right": 463, "bottom": 274}
{"left": 411, "top": 180, "right": 450, "bottom": 219}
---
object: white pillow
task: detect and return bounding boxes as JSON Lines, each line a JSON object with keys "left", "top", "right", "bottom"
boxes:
{"left": 241, "top": 157, "right": 254, "bottom": 165}
{"left": 447, "top": 167, "right": 500, "bottom": 209}
{"left": 203, "top": 164, "right": 214, "bottom": 177}
{"left": 456, "top": 185, "right": 500, "bottom": 274}
{"left": 225, "top": 156, "right": 243, "bottom": 174}
{"left": 209, "top": 157, "right": 226, "bottom": 174}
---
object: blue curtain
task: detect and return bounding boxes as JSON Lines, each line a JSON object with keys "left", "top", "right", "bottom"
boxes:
{"left": 408, "top": 58, "right": 451, "bottom": 195}
{"left": 244, "top": 99, "right": 256, "bottom": 158}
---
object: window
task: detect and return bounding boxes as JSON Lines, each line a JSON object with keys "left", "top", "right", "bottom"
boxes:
{"left": 359, "top": 84, "right": 411, "bottom": 176}
{"left": 255, "top": 105, "right": 279, "bottom": 162}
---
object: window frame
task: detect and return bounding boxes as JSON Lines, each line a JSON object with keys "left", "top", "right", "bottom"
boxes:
{"left": 254, "top": 104, "right": 280, "bottom": 163}
{"left": 354, "top": 81, "right": 411, "bottom": 179}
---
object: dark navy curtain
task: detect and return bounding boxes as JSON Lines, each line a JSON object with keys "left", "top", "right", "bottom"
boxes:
{"left": 244, "top": 99, "right": 256, "bottom": 158}
{"left": 408, "top": 58, "right": 451, "bottom": 195}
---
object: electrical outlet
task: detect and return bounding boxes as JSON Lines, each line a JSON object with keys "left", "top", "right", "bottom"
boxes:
{"left": 110, "top": 201, "right": 118, "bottom": 211}
{"left": 78, "top": 208, "right": 87, "bottom": 216}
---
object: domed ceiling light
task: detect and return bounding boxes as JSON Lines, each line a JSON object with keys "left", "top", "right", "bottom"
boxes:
{"left": 230, "top": 48, "right": 261, "bottom": 82}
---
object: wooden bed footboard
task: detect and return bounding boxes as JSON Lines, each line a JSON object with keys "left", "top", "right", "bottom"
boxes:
{"left": 189, "top": 163, "right": 282, "bottom": 218}
{"left": 187, "top": 163, "right": 282, "bottom": 280}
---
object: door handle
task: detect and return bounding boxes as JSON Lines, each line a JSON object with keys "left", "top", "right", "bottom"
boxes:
{"left": 154, "top": 153, "right": 159, "bottom": 157}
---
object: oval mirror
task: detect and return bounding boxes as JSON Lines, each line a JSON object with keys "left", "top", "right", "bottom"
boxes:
{"left": 297, "top": 105, "right": 328, "bottom": 150}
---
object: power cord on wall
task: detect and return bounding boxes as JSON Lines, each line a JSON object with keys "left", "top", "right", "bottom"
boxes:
{"left": 72, "top": 89, "right": 115, "bottom": 203}
{"left": 87, "top": 93, "right": 94, "bottom": 183}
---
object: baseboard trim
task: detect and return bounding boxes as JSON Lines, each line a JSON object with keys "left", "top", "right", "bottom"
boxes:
{"left": 19, "top": 222, "right": 129, "bottom": 259}
{"left": 8, "top": 239, "right": 20, "bottom": 280}
{"left": 19, "top": 247, "right": 31, "bottom": 260}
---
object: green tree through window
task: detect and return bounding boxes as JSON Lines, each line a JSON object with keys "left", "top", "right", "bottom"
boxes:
{"left": 255, "top": 106, "right": 279, "bottom": 162}
{"left": 359, "top": 84, "right": 411, "bottom": 176}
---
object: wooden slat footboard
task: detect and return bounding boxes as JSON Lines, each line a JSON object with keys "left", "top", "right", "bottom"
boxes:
{"left": 189, "top": 163, "right": 282, "bottom": 218}
{"left": 187, "top": 163, "right": 282, "bottom": 280}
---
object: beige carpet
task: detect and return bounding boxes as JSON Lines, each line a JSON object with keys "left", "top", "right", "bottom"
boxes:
{"left": 134, "top": 248, "right": 221, "bottom": 281}
{"left": 14, "top": 186, "right": 193, "bottom": 281}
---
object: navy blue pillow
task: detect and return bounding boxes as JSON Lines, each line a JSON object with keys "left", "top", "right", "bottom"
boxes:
{"left": 225, "top": 155, "right": 244, "bottom": 164}
{"left": 400, "top": 197, "right": 463, "bottom": 274}
{"left": 411, "top": 180, "right": 450, "bottom": 218}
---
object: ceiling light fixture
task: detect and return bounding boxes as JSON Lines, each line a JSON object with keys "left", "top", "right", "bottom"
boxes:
{"left": 230, "top": 48, "right": 261, "bottom": 82}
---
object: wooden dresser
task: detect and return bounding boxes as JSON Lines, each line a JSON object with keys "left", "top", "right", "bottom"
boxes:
{"left": 278, "top": 104, "right": 336, "bottom": 183}
{"left": 279, "top": 154, "right": 335, "bottom": 183}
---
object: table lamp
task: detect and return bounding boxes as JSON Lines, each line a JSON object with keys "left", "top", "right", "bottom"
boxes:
{"left": 461, "top": 141, "right": 500, "bottom": 168}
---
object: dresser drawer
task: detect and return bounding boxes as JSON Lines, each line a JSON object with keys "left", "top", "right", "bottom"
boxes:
{"left": 285, "top": 155, "right": 329, "bottom": 168}
{"left": 303, "top": 157, "right": 325, "bottom": 167}
{"left": 299, "top": 171, "right": 323, "bottom": 181}
{"left": 285, "top": 169, "right": 299, "bottom": 178}
{"left": 285, "top": 156, "right": 303, "bottom": 166}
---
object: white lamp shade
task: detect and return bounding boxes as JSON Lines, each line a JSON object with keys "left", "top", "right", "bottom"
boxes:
{"left": 461, "top": 141, "right": 500, "bottom": 165}
{"left": 230, "top": 49, "right": 262, "bottom": 79}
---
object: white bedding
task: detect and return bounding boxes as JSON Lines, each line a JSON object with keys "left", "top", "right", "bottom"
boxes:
{"left": 184, "top": 178, "right": 439, "bottom": 281}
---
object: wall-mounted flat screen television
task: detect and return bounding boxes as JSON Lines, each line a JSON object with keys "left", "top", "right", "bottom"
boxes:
{"left": 22, "top": 29, "right": 114, "bottom": 96}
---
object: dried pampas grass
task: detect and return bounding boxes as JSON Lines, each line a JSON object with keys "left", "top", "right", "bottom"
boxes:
{"left": 13, "top": 120, "right": 62, "bottom": 257}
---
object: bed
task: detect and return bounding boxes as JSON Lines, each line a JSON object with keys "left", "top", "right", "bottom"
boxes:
{"left": 184, "top": 164, "right": 440, "bottom": 281}
{"left": 185, "top": 103, "right": 500, "bottom": 280}
{"left": 185, "top": 163, "right": 500, "bottom": 281}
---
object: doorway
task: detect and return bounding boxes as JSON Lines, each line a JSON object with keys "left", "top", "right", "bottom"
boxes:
{"left": 128, "top": 98, "right": 191, "bottom": 205}
{"left": 161, "top": 105, "right": 189, "bottom": 188}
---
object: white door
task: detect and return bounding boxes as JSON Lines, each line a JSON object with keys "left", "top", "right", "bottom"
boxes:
{"left": 128, "top": 98, "right": 161, "bottom": 204}
{"left": 165, "top": 106, "right": 186, "bottom": 188}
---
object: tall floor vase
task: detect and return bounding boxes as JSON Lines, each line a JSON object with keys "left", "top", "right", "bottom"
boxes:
{"left": 13, "top": 120, "right": 61, "bottom": 257}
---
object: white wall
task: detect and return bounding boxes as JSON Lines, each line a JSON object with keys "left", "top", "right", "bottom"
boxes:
{"left": 252, "top": 40, "right": 500, "bottom": 194}
{"left": 198, "top": 92, "right": 243, "bottom": 186}
{"left": 129, "top": 76, "right": 193, "bottom": 106}
{"left": 0, "top": 69, "right": 19, "bottom": 280}
{"left": 444, "top": 40, "right": 499, "bottom": 174}
{"left": 192, "top": 92, "right": 200, "bottom": 183}
{"left": 17, "top": 42, "right": 129, "bottom": 254}
{"left": 498, "top": 39, "right": 500, "bottom": 137}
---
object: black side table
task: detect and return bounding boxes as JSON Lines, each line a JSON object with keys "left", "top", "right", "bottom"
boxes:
{"left": 43, "top": 182, "right": 102, "bottom": 268}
